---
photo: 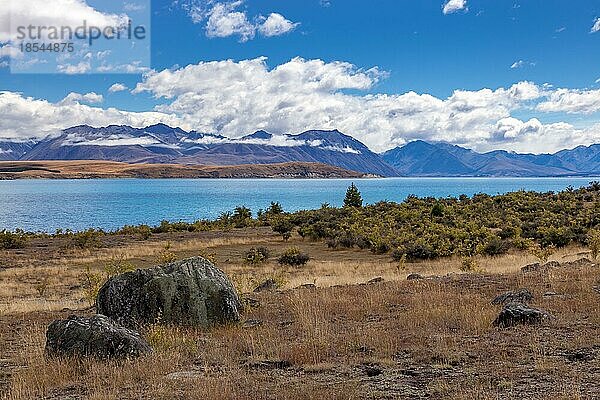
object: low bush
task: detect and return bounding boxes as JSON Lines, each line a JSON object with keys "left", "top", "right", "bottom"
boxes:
{"left": 460, "top": 257, "right": 480, "bottom": 273}
{"left": 0, "top": 229, "right": 27, "bottom": 249}
{"left": 271, "top": 217, "right": 294, "bottom": 241}
{"left": 481, "top": 236, "right": 510, "bottom": 256}
{"left": 156, "top": 242, "right": 177, "bottom": 264}
{"left": 244, "top": 247, "right": 270, "bottom": 265}
{"left": 588, "top": 229, "right": 600, "bottom": 260}
{"left": 278, "top": 247, "right": 310, "bottom": 267}
{"left": 400, "top": 241, "right": 437, "bottom": 261}
{"left": 69, "top": 229, "right": 103, "bottom": 249}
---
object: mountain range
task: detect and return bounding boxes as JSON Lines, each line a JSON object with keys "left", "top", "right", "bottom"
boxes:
{"left": 1, "top": 124, "right": 599, "bottom": 177}
{"left": 381, "top": 140, "right": 600, "bottom": 177}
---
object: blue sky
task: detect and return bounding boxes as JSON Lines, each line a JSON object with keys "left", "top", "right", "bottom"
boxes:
{"left": 1, "top": 0, "right": 600, "bottom": 153}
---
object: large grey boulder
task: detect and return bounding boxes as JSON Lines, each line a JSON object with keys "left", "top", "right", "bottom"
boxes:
{"left": 97, "top": 257, "right": 242, "bottom": 328}
{"left": 45, "top": 314, "right": 152, "bottom": 359}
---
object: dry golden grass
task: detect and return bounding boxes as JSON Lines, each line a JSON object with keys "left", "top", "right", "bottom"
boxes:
{"left": 0, "top": 226, "right": 591, "bottom": 316}
{"left": 1, "top": 228, "right": 600, "bottom": 399}
{"left": 5, "top": 263, "right": 600, "bottom": 399}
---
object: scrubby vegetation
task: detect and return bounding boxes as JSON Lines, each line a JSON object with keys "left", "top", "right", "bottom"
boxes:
{"left": 278, "top": 247, "right": 310, "bottom": 267}
{"left": 243, "top": 247, "right": 271, "bottom": 265}
{"left": 277, "top": 183, "right": 600, "bottom": 261}
{"left": 3, "top": 183, "right": 600, "bottom": 264}
{"left": 0, "top": 229, "right": 27, "bottom": 249}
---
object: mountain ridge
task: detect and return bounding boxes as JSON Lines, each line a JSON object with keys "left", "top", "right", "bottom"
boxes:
{"left": 9, "top": 125, "right": 398, "bottom": 177}
{"left": 382, "top": 140, "right": 600, "bottom": 177}
{"left": 1, "top": 125, "right": 600, "bottom": 177}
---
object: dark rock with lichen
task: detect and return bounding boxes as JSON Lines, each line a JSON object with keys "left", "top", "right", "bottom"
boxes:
{"left": 491, "top": 288, "right": 534, "bottom": 305}
{"left": 493, "top": 303, "right": 552, "bottom": 328}
{"left": 45, "top": 314, "right": 152, "bottom": 359}
{"left": 97, "top": 257, "right": 241, "bottom": 328}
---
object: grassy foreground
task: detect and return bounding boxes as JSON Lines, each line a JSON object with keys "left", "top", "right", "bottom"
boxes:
{"left": 1, "top": 224, "right": 600, "bottom": 399}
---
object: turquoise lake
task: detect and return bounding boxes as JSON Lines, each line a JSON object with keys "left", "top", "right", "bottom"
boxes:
{"left": 0, "top": 177, "right": 598, "bottom": 232}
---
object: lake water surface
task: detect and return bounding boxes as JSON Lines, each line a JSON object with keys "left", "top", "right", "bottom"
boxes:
{"left": 0, "top": 177, "right": 597, "bottom": 232}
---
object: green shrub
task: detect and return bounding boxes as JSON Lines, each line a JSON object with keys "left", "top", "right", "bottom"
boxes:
{"left": 529, "top": 242, "right": 556, "bottom": 263}
{"left": 271, "top": 217, "right": 294, "bottom": 241}
{"left": 69, "top": 229, "right": 102, "bottom": 249}
{"left": 157, "top": 242, "right": 177, "bottom": 264}
{"left": 460, "top": 257, "right": 480, "bottom": 273}
{"left": 118, "top": 224, "right": 152, "bottom": 240}
{"left": 539, "top": 226, "right": 573, "bottom": 248}
{"left": 0, "top": 230, "right": 27, "bottom": 249}
{"left": 400, "top": 241, "right": 436, "bottom": 261}
{"left": 370, "top": 239, "right": 391, "bottom": 255}
{"left": 266, "top": 201, "right": 284, "bottom": 215}
{"left": 244, "top": 247, "right": 270, "bottom": 265}
{"left": 278, "top": 247, "right": 310, "bottom": 267}
{"left": 232, "top": 206, "right": 253, "bottom": 228}
{"left": 326, "top": 234, "right": 355, "bottom": 249}
{"left": 588, "top": 229, "right": 600, "bottom": 260}
{"left": 481, "top": 236, "right": 510, "bottom": 256}
{"left": 431, "top": 203, "right": 445, "bottom": 218}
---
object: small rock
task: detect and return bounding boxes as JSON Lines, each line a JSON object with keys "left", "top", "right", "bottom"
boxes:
{"left": 241, "top": 296, "right": 261, "bottom": 308}
{"left": 298, "top": 283, "right": 317, "bottom": 289}
{"left": 248, "top": 360, "right": 291, "bottom": 370}
{"left": 45, "top": 315, "right": 152, "bottom": 359}
{"left": 562, "top": 258, "right": 595, "bottom": 269}
{"left": 241, "top": 319, "right": 263, "bottom": 329}
{"left": 253, "top": 278, "right": 279, "bottom": 293}
{"left": 564, "top": 348, "right": 596, "bottom": 362}
{"left": 543, "top": 291, "right": 560, "bottom": 297}
{"left": 367, "top": 277, "right": 385, "bottom": 284}
{"left": 166, "top": 370, "right": 204, "bottom": 380}
{"left": 406, "top": 273, "right": 423, "bottom": 281}
{"left": 493, "top": 302, "right": 552, "bottom": 328}
{"left": 521, "top": 260, "right": 559, "bottom": 273}
{"left": 491, "top": 288, "right": 533, "bottom": 305}
{"left": 520, "top": 262, "right": 540, "bottom": 273}
{"left": 362, "top": 364, "right": 383, "bottom": 377}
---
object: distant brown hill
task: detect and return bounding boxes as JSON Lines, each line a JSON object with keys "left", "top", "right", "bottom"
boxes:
{"left": 0, "top": 161, "right": 373, "bottom": 180}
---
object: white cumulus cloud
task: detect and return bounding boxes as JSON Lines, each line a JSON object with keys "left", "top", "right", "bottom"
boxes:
{"left": 591, "top": 18, "right": 600, "bottom": 33}
{"left": 181, "top": 0, "right": 298, "bottom": 41}
{"left": 443, "top": 0, "right": 467, "bottom": 15}
{"left": 0, "top": 91, "right": 181, "bottom": 140}
{"left": 60, "top": 92, "right": 104, "bottom": 105}
{"left": 536, "top": 88, "right": 600, "bottom": 114}
{"left": 205, "top": 1, "right": 255, "bottom": 41}
{"left": 257, "top": 13, "right": 299, "bottom": 37}
{"left": 131, "top": 58, "right": 549, "bottom": 152}
{"left": 108, "top": 83, "right": 129, "bottom": 93}
{"left": 2, "top": 57, "right": 600, "bottom": 154}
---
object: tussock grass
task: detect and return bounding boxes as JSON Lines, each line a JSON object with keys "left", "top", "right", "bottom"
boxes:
{"left": 2, "top": 228, "right": 600, "bottom": 399}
